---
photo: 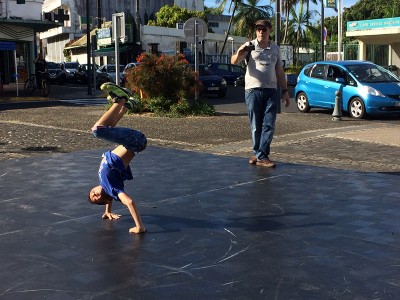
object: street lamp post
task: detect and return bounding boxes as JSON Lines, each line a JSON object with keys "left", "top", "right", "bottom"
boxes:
{"left": 338, "top": 0, "right": 342, "bottom": 60}
{"left": 228, "top": 37, "right": 234, "bottom": 55}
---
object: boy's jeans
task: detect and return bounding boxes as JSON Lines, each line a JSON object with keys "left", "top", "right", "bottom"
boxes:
{"left": 245, "top": 88, "right": 278, "bottom": 160}
{"left": 92, "top": 126, "right": 147, "bottom": 154}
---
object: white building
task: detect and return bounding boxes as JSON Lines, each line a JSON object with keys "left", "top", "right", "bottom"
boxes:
{"left": 0, "top": 0, "right": 60, "bottom": 85}
{"left": 39, "top": 0, "right": 242, "bottom": 67}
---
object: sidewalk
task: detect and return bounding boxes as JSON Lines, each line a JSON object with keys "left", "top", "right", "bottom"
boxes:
{"left": 0, "top": 82, "right": 104, "bottom": 102}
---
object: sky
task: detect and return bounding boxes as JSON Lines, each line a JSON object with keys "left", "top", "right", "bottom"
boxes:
{"left": 203, "top": 0, "right": 358, "bottom": 19}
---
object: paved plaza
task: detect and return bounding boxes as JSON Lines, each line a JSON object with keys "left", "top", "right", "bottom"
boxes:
{"left": 1, "top": 146, "right": 400, "bottom": 299}
{"left": 1, "top": 83, "right": 399, "bottom": 299}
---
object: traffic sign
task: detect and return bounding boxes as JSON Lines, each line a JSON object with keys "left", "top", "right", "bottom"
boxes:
{"left": 183, "top": 17, "right": 208, "bottom": 43}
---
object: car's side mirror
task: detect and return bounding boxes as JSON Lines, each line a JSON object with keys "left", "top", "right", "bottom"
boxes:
{"left": 336, "top": 77, "right": 346, "bottom": 85}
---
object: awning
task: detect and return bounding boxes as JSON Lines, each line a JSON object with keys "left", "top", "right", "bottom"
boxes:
{"left": 94, "top": 45, "right": 132, "bottom": 57}
{"left": 0, "top": 42, "right": 16, "bottom": 50}
{"left": 0, "top": 18, "right": 62, "bottom": 32}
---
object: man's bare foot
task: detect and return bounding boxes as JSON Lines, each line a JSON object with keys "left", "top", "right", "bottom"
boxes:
{"left": 129, "top": 226, "right": 146, "bottom": 234}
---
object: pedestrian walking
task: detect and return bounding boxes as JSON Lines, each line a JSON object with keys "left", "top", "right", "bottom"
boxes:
{"left": 231, "top": 19, "right": 290, "bottom": 167}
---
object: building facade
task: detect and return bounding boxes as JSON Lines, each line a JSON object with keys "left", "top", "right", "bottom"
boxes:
{"left": 0, "top": 0, "right": 60, "bottom": 85}
{"left": 41, "top": 0, "right": 233, "bottom": 66}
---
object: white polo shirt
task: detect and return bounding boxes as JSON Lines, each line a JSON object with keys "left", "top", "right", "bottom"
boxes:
{"left": 245, "top": 39, "right": 282, "bottom": 90}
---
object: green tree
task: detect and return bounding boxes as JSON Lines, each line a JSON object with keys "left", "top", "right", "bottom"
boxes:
{"left": 148, "top": 4, "right": 207, "bottom": 28}
{"left": 344, "top": 0, "right": 400, "bottom": 22}
{"left": 282, "top": 0, "right": 299, "bottom": 43}
{"left": 232, "top": 0, "right": 274, "bottom": 39}
{"left": 215, "top": 0, "right": 242, "bottom": 54}
{"left": 286, "top": 2, "right": 318, "bottom": 65}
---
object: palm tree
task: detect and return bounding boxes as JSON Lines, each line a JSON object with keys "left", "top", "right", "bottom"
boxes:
{"left": 282, "top": 0, "right": 299, "bottom": 43}
{"left": 215, "top": 0, "right": 241, "bottom": 54}
{"left": 216, "top": 0, "right": 274, "bottom": 53}
{"left": 286, "top": 2, "right": 317, "bottom": 65}
{"left": 233, "top": 0, "right": 274, "bottom": 39}
{"left": 305, "top": 0, "right": 318, "bottom": 26}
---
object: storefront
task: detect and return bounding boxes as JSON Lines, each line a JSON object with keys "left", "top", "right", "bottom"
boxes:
{"left": 0, "top": 19, "right": 61, "bottom": 86}
{"left": 346, "top": 17, "right": 400, "bottom": 68}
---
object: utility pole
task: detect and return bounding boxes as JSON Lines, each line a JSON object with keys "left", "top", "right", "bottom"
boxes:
{"left": 86, "top": 0, "right": 92, "bottom": 95}
{"left": 338, "top": 0, "right": 342, "bottom": 60}
{"left": 321, "top": 1, "right": 324, "bottom": 61}
{"left": 276, "top": 0, "right": 281, "bottom": 113}
{"left": 97, "top": 0, "right": 101, "bottom": 28}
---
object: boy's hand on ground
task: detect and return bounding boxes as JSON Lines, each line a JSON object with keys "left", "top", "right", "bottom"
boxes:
{"left": 102, "top": 212, "right": 121, "bottom": 220}
{"left": 129, "top": 226, "right": 146, "bottom": 234}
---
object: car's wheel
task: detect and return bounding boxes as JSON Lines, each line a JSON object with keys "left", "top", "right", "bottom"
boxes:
{"left": 296, "top": 92, "right": 311, "bottom": 112}
{"left": 349, "top": 97, "right": 366, "bottom": 119}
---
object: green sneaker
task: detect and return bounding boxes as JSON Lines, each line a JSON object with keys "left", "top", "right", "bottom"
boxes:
{"left": 101, "top": 82, "right": 136, "bottom": 109}
{"left": 100, "top": 82, "right": 132, "bottom": 100}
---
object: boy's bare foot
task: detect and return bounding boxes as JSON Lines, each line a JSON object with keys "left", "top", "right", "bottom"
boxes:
{"left": 129, "top": 226, "right": 146, "bottom": 234}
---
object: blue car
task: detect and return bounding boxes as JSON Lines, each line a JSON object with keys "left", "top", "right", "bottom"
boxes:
{"left": 294, "top": 60, "right": 400, "bottom": 118}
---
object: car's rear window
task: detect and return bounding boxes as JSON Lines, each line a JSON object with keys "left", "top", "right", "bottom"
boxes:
{"left": 47, "top": 62, "right": 59, "bottom": 69}
{"left": 310, "top": 64, "right": 325, "bottom": 79}
{"left": 303, "top": 66, "right": 312, "bottom": 76}
{"left": 65, "top": 62, "right": 79, "bottom": 69}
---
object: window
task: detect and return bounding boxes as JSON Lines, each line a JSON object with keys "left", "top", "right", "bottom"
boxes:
{"left": 310, "top": 64, "right": 325, "bottom": 79}
{"left": 209, "top": 22, "right": 219, "bottom": 28}
{"left": 326, "top": 66, "right": 344, "bottom": 82}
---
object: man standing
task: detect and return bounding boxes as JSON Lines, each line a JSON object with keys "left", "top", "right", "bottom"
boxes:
{"left": 231, "top": 19, "right": 290, "bottom": 168}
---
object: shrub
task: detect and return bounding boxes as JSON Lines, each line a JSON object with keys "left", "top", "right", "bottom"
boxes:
{"left": 124, "top": 52, "right": 214, "bottom": 117}
{"left": 168, "top": 98, "right": 215, "bottom": 118}
{"left": 285, "top": 65, "right": 303, "bottom": 74}
{"left": 125, "top": 53, "right": 198, "bottom": 102}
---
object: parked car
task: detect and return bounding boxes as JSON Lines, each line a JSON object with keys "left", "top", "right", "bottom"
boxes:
{"left": 206, "top": 63, "right": 245, "bottom": 85}
{"left": 75, "top": 64, "right": 112, "bottom": 87}
{"left": 47, "top": 62, "right": 66, "bottom": 84}
{"left": 294, "top": 60, "right": 400, "bottom": 119}
{"left": 98, "top": 64, "right": 125, "bottom": 83}
{"left": 195, "top": 65, "right": 227, "bottom": 98}
{"left": 61, "top": 62, "right": 80, "bottom": 81}
{"left": 121, "top": 62, "right": 140, "bottom": 86}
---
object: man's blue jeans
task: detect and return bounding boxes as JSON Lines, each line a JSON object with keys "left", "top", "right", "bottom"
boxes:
{"left": 92, "top": 126, "right": 147, "bottom": 154}
{"left": 245, "top": 88, "right": 278, "bottom": 160}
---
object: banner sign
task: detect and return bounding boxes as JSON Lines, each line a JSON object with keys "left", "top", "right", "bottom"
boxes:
{"left": 324, "top": 0, "right": 337, "bottom": 9}
{"left": 97, "top": 28, "right": 112, "bottom": 46}
{"left": 0, "top": 42, "right": 16, "bottom": 51}
{"left": 347, "top": 17, "right": 400, "bottom": 31}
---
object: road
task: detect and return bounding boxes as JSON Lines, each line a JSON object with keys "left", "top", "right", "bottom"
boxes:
{"left": 1, "top": 81, "right": 399, "bottom": 173}
{"left": 51, "top": 82, "right": 297, "bottom": 114}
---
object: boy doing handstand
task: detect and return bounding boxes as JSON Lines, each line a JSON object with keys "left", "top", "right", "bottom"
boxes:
{"left": 88, "top": 83, "right": 147, "bottom": 234}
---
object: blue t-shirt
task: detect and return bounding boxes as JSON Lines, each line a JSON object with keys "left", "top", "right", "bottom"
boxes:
{"left": 98, "top": 151, "right": 133, "bottom": 201}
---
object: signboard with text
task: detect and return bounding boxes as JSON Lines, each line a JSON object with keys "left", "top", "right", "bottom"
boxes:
{"left": 97, "top": 28, "right": 112, "bottom": 46}
{"left": 347, "top": 17, "right": 400, "bottom": 31}
{"left": 324, "top": 0, "right": 337, "bottom": 9}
